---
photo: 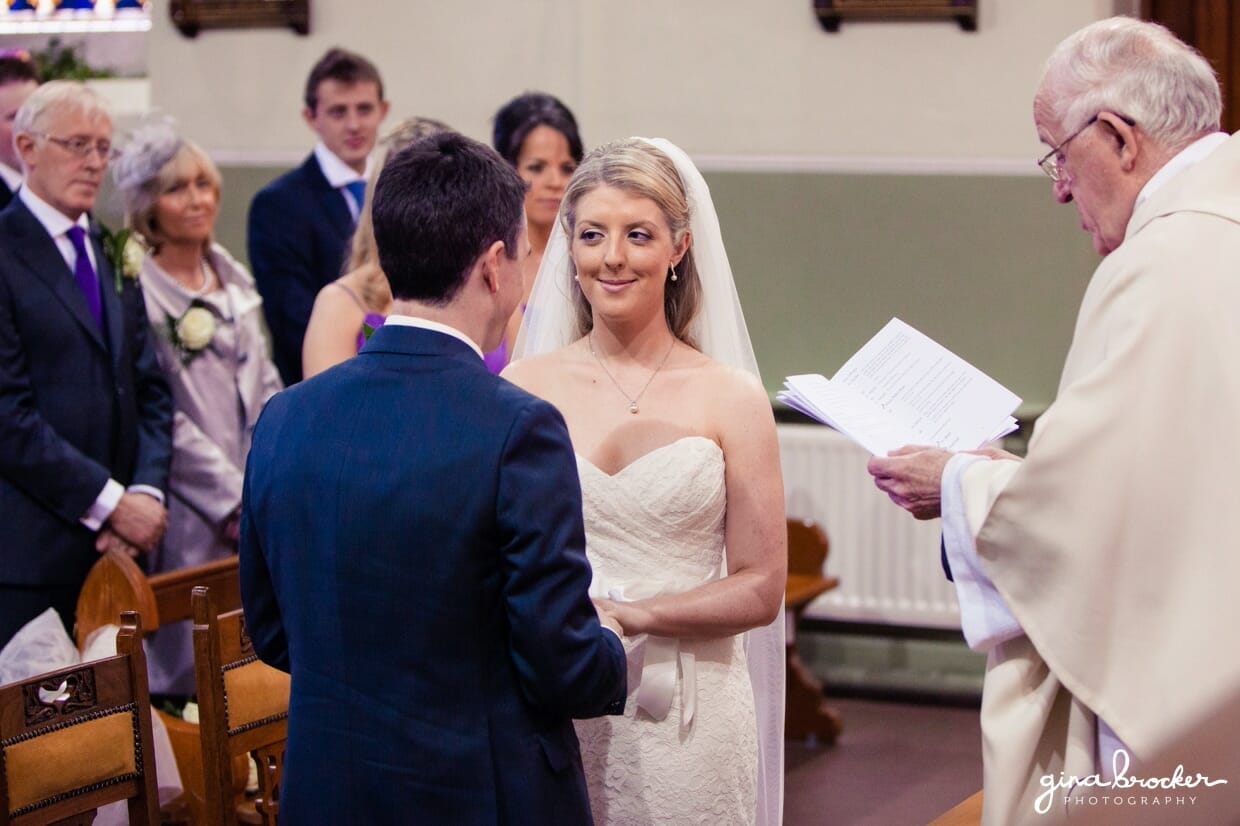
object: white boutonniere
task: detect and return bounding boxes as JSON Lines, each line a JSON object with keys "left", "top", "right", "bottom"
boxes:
{"left": 166, "top": 306, "right": 216, "bottom": 365}
{"left": 99, "top": 224, "right": 144, "bottom": 293}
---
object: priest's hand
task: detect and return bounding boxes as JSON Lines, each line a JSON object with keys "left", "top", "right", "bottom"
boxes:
{"left": 867, "top": 445, "right": 954, "bottom": 520}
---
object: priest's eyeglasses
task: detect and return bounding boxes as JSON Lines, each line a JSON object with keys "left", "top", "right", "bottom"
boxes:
{"left": 1036, "top": 113, "right": 1136, "bottom": 182}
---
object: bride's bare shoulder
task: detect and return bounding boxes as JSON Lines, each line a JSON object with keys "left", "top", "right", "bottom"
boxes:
{"left": 501, "top": 341, "right": 588, "bottom": 393}
{"left": 691, "top": 357, "right": 768, "bottom": 405}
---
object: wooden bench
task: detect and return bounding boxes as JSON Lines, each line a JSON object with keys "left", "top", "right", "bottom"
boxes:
{"left": 74, "top": 550, "right": 248, "bottom": 825}
{"left": 785, "top": 518, "right": 843, "bottom": 744}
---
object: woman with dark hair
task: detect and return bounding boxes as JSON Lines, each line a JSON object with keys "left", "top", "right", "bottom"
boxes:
{"left": 489, "top": 92, "right": 583, "bottom": 370}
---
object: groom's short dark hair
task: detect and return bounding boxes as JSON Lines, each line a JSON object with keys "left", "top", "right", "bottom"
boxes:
{"left": 372, "top": 131, "right": 526, "bottom": 304}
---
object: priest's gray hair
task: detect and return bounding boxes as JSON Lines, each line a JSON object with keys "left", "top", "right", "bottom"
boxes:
{"left": 1039, "top": 17, "right": 1221, "bottom": 153}
{"left": 13, "top": 80, "right": 111, "bottom": 140}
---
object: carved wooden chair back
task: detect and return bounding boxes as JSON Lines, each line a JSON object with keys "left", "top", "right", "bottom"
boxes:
{"left": 0, "top": 611, "right": 159, "bottom": 826}
{"left": 191, "top": 586, "right": 289, "bottom": 826}
{"left": 787, "top": 518, "right": 831, "bottom": 576}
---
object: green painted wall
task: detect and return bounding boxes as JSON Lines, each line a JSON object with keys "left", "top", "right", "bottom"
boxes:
{"left": 108, "top": 164, "right": 1098, "bottom": 410}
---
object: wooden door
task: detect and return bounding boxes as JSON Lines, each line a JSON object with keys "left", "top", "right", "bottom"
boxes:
{"left": 1142, "top": 0, "right": 1240, "bottom": 132}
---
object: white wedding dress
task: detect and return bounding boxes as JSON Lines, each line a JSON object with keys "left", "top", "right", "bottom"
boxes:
{"left": 574, "top": 436, "right": 758, "bottom": 826}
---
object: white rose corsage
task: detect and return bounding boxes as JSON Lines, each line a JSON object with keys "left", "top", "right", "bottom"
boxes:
{"left": 100, "top": 225, "right": 144, "bottom": 292}
{"left": 166, "top": 306, "right": 216, "bottom": 365}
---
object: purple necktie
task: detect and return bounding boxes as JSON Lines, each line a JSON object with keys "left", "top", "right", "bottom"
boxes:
{"left": 65, "top": 225, "right": 102, "bottom": 328}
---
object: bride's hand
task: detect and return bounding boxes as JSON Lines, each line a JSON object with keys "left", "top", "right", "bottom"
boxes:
{"left": 593, "top": 598, "right": 625, "bottom": 636}
{"left": 595, "top": 597, "right": 655, "bottom": 637}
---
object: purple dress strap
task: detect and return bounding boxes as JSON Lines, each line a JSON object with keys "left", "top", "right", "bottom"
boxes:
{"left": 483, "top": 337, "right": 508, "bottom": 374}
{"left": 358, "top": 312, "right": 386, "bottom": 351}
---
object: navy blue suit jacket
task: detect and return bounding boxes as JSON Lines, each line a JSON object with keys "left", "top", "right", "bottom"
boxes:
{"left": 0, "top": 199, "right": 172, "bottom": 592}
{"left": 240, "top": 324, "right": 626, "bottom": 825}
{"left": 247, "top": 153, "right": 353, "bottom": 386}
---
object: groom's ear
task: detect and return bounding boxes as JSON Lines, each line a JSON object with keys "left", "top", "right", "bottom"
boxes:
{"left": 478, "top": 239, "right": 507, "bottom": 295}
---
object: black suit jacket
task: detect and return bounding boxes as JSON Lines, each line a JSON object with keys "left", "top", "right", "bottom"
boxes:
{"left": 247, "top": 153, "right": 353, "bottom": 385}
{"left": 240, "top": 325, "right": 626, "bottom": 825}
{"left": 0, "top": 179, "right": 13, "bottom": 211}
{"left": 0, "top": 198, "right": 172, "bottom": 591}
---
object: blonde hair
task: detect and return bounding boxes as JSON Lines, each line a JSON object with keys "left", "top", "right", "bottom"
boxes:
{"left": 560, "top": 138, "right": 701, "bottom": 345}
{"left": 344, "top": 116, "right": 451, "bottom": 310}
{"left": 124, "top": 142, "right": 222, "bottom": 255}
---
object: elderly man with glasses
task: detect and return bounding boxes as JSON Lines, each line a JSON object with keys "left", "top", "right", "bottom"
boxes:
{"left": 0, "top": 81, "right": 171, "bottom": 646}
{"left": 868, "top": 17, "right": 1240, "bottom": 824}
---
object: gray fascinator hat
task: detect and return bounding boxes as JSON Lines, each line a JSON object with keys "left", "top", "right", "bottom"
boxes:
{"left": 111, "top": 115, "right": 185, "bottom": 217}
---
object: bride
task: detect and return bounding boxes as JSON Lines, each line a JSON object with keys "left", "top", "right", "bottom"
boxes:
{"left": 503, "top": 138, "right": 786, "bottom": 826}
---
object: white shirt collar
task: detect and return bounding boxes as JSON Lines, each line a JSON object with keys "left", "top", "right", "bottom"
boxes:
{"left": 383, "top": 314, "right": 485, "bottom": 360}
{"left": 0, "top": 161, "right": 22, "bottom": 192}
{"left": 19, "top": 184, "right": 89, "bottom": 238}
{"left": 313, "top": 141, "right": 367, "bottom": 188}
{"left": 1136, "top": 131, "right": 1230, "bottom": 207}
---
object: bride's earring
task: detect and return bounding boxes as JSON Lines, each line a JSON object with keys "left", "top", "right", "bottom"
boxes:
{"left": 668, "top": 264, "right": 678, "bottom": 282}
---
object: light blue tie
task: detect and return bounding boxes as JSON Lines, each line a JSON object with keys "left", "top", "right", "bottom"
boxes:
{"left": 343, "top": 180, "right": 366, "bottom": 216}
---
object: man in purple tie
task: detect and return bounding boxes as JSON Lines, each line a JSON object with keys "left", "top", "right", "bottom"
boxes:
{"left": 0, "top": 81, "right": 172, "bottom": 646}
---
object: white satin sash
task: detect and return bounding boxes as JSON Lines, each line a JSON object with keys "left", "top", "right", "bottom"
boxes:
{"left": 592, "top": 572, "right": 718, "bottom": 725}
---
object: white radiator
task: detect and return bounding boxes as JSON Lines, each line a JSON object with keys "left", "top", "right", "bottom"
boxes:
{"left": 778, "top": 424, "right": 961, "bottom": 629}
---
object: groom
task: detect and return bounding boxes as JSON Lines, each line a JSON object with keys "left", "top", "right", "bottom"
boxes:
{"left": 239, "top": 132, "right": 627, "bottom": 824}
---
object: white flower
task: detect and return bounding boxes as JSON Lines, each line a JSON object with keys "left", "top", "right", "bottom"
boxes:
{"left": 176, "top": 306, "right": 216, "bottom": 351}
{"left": 120, "top": 236, "right": 144, "bottom": 279}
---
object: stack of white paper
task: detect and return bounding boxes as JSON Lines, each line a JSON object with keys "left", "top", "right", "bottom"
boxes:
{"left": 778, "top": 318, "right": 1020, "bottom": 456}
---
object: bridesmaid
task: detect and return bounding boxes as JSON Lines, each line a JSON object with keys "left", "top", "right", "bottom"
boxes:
{"left": 490, "top": 91, "right": 583, "bottom": 370}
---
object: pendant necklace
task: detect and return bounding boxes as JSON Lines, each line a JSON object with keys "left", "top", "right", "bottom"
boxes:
{"left": 185, "top": 259, "right": 212, "bottom": 298}
{"left": 589, "top": 331, "right": 676, "bottom": 414}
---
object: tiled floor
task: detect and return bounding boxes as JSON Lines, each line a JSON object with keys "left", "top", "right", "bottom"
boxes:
{"left": 784, "top": 696, "right": 983, "bottom": 825}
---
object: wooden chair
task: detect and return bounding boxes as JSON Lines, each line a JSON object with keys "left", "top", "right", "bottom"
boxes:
{"left": 192, "top": 586, "right": 289, "bottom": 826}
{"left": 0, "top": 611, "right": 159, "bottom": 826}
{"left": 930, "top": 789, "right": 983, "bottom": 825}
{"left": 74, "top": 550, "right": 248, "bottom": 825}
{"left": 785, "top": 517, "right": 843, "bottom": 744}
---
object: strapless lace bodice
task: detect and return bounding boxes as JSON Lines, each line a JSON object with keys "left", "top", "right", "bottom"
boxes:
{"left": 577, "top": 436, "right": 727, "bottom": 591}
{"left": 574, "top": 436, "right": 757, "bottom": 825}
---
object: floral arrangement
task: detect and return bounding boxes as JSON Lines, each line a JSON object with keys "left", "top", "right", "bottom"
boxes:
{"left": 165, "top": 306, "right": 216, "bottom": 365}
{"left": 99, "top": 224, "right": 144, "bottom": 293}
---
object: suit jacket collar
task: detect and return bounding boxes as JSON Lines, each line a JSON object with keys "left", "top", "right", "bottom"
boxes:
{"left": 3, "top": 197, "right": 120, "bottom": 358}
{"left": 360, "top": 323, "right": 488, "bottom": 370}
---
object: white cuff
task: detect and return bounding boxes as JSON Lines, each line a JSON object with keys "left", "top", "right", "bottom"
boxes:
{"left": 127, "top": 484, "right": 165, "bottom": 506}
{"left": 81, "top": 478, "right": 124, "bottom": 531}
{"left": 942, "top": 453, "right": 1023, "bottom": 652}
